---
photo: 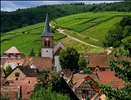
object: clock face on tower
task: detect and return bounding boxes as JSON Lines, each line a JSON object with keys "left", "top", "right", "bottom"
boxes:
{"left": 46, "top": 38, "right": 49, "bottom": 41}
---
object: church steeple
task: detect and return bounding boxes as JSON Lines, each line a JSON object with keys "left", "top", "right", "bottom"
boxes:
{"left": 41, "top": 13, "right": 53, "bottom": 36}
{"left": 41, "top": 13, "right": 53, "bottom": 59}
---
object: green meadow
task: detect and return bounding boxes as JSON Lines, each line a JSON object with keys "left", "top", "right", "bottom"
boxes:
{"left": 1, "top": 12, "right": 130, "bottom": 56}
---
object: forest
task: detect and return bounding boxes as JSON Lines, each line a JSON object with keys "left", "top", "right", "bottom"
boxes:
{"left": 1, "top": 2, "right": 131, "bottom": 33}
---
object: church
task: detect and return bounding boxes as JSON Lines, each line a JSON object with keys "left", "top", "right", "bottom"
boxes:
{"left": 40, "top": 13, "right": 65, "bottom": 72}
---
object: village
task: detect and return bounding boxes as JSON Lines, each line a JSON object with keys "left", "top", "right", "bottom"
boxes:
{"left": 1, "top": 14, "right": 131, "bottom": 100}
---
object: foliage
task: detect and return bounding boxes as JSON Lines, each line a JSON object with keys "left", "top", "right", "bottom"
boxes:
{"left": 1, "top": 12, "right": 130, "bottom": 55}
{"left": 104, "top": 15, "right": 131, "bottom": 48}
{"left": 78, "top": 56, "right": 87, "bottom": 70}
{"left": 1, "top": 2, "right": 131, "bottom": 33}
{"left": 99, "top": 44, "right": 131, "bottom": 100}
{"left": 5, "top": 65, "right": 13, "bottom": 76}
{"left": 0, "top": 93, "right": 10, "bottom": 100}
{"left": 29, "top": 48, "right": 35, "bottom": 56}
{"left": 32, "top": 70, "right": 70, "bottom": 100}
{"left": 54, "top": 33, "right": 67, "bottom": 40}
{"left": 30, "top": 87, "right": 70, "bottom": 100}
{"left": 59, "top": 47, "right": 80, "bottom": 71}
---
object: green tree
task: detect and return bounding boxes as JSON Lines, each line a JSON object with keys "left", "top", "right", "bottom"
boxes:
{"left": 103, "top": 15, "right": 131, "bottom": 48}
{"left": 29, "top": 48, "right": 35, "bottom": 56}
{"left": 5, "top": 65, "right": 12, "bottom": 76}
{"left": 59, "top": 47, "right": 80, "bottom": 71}
{"left": 78, "top": 56, "right": 87, "bottom": 70}
{"left": 99, "top": 45, "right": 131, "bottom": 100}
{"left": 30, "top": 87, "right": 70, "bottom": 100}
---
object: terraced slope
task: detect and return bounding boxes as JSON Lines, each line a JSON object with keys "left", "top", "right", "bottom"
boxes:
{"left": 1, "top": 12, "right": 130, "bottom": 56}
{"left": 55, "top": 12, "right": 130, "bottom": 47}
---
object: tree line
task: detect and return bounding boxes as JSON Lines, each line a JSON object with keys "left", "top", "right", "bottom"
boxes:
{"left": 1, "top": 2, "right": 131, "bottom": 33}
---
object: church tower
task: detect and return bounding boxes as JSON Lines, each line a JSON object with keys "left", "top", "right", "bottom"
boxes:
{"left": 41, "top": 13, "right": 53, "bottom": 58}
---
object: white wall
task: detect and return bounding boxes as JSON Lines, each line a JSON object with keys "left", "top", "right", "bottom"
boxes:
{"left": 41, "top": 48, "right": 53, "bottom": 58}
{"left": 54, "top": 56, "right": 62, "bottom": 72}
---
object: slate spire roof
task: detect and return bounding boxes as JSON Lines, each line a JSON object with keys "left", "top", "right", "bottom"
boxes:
{"left": 41, "top": 13, "right": 53, "bottom": 36}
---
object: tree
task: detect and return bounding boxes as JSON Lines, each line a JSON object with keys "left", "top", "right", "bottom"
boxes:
{"left": 5, "top": 65, "right": 12, "bottom": 76}
{"left": 103, "top": 15, "right": 131, "bottom": 48}
{"left": 31, "top": 70, "right": 70, "bottom": 100}
{"left": 30, "top": 87, "right": 70, "bottom": 100}
{"left": 59, "top": 47, "right": 80, "bottom": 71}
{"left": 99, "top": 44, "right": 131, "bottom": 100}
{"left": 29, "top": 48, "right": 35, "bottom": 56}
{"left": 78, "top": 56, "right": 87, "bottom": 70}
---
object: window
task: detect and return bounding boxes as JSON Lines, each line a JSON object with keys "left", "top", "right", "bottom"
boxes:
{"left": 82, "top": 90, "right": 88, "bottom": 94}
{"left": 15, "top": 72, "right": 20, "bottom": 77}
{"left": 48, "top": 41, "right": 50, "bottom": 47}
{"left": 45, "top": 41, "right": 47, "bottom": 46}
{"left": 101, "top": 68, "right": 105, "bottom": 71}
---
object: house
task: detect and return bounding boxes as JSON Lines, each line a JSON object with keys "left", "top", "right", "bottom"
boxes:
{"left": 88, "top": 54, "right": 112, "bottom": 73}
{"left": 1, "top": 46, "right": 25, "bottom": 60}
{"left": 6, "top": 66, "right": 37, "bottom": 80}
{"left": 2, "top": 77, "right": 38, "bottom": 100}
{"left": 66, "top": 73, "right": 100, "bottom": 100}
{"left": 24, "top": 56, "right": 52, "bottom": 72}
{"left": 40, "top": 13, "right": 64, "bottom": 72}
{"left": 88, "top": 54, "right": 131, "bottom": 73}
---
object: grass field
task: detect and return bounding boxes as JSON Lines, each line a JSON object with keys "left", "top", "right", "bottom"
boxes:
{"left": 1, "top": 12, "right": 130, "bottom": 56}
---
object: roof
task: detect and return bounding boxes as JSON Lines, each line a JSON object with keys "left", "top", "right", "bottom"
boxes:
{"left": 88, "top": 54, "right": 131, "bottom": 68}
{"left": 6, "top": 66, "right": 37, "bottom": 78}
{"left": 4, "top": 46, "right": 23, "bottom": 54}
{"left": 4, "top": 62, "right": 19, "bottom": 70}
{"left": 4, "top": 77, "right": 38, "bottom": 99}
{"left": 96, "top": 71, "right": 124, "bottom": 89}
{"left": 53, "top": 41, "right": 65, "bottom": 55}
{"left": 24, "top": 57, "right": 52, "bottom": 72}
{"left": 41, "top": 13, "right": 53, "bottom": 36}
{"left": 71, "top": 74, "right": 88, "bottom": 88}
{"left": 88, "top": 54, "right": 112, "bottom": 68}
{"left": 18, "top": 66, "right": 37, "bottom": 77}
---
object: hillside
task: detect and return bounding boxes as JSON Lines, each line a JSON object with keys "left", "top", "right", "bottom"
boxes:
{"left": 1, "top": 12, "right": 130, "bottom": 56}
{"left": 1, "top": 2, "right": 131, "bottom": 33}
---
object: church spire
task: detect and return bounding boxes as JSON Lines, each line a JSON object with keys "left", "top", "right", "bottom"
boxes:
{"left": 41, "top": 13, "right": 53, "bottom": 36}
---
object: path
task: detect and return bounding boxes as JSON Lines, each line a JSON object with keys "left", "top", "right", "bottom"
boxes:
{"left": 50, "top": 23, "right": 112, "bottom": 54}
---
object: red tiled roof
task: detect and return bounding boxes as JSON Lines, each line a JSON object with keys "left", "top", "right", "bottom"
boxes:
{"left": 88, "top": 54, "right": 112, "bottom": 68}
{"left": 71, "top": 74, "right": 88, "bottom": 88}
{"left": 96, "top": 71, "right": 124, "bottom": 89}
{"left": 4, "top": 46, "right": 23, "bottom": 54}
{"left": 88, "top": 54, "right": 131, "bottom": 68}
{"left": 24, "top": 57, "right": 52, "bottom": 72}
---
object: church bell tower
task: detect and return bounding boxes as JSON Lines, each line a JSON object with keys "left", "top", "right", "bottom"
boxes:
{"left": 41, "top": 13, "right": 53, "bottom": 58}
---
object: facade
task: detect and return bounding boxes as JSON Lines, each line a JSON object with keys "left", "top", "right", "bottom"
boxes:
{"left": 53, "top": 42, "right": 65, "bottom": 72}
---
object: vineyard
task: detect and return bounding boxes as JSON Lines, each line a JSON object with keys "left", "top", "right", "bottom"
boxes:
{"left": 1, "top": 12, "right": 130, "bottom": 55}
